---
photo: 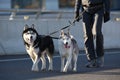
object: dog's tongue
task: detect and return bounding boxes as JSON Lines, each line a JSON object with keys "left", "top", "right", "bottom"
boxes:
{"left": 65, "top": 44, "right": 67, "bottom": 48}
{"left": 64, "top": 44, "right": 70, "bottom": 48}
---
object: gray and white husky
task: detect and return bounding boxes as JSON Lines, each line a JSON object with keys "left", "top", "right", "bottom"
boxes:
{"left": 58, "top": 30, "right": 79, "bottom": 72}
{"left": 22, "top": 24, "right": 54, "bottom": 71}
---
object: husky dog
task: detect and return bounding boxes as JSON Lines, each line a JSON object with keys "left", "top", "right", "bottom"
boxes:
{"left": 58, "top": 30, "right": 79, "bottom": 72}
{"left": 22, "top": 24, "right": 54, "bottom": 71}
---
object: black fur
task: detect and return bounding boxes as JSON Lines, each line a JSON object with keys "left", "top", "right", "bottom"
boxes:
{"left": 36, "top": 35, "right": 54, "bottom": 57}
{"left": 22, "top": 27, "right": 54, "bottom": 57}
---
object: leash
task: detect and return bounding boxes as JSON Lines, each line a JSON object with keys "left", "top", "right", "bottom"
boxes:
{"left": 48, "top": 3, "right": 103, "bottom": 39}
{"left": 49, "top": 10, "right": 85, "bottom": 36}
{"left": 49, "top": 3, "right": 103, "bottom": 36}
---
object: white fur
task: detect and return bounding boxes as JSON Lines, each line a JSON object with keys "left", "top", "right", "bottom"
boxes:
{"left": 25, "top": 43, "right": 53, "bottom": 72}
{"left": 58, "top": 31, "right": 79, "bottom": 72}
{"left": 23, "top": 29, "right": 53, "bottom": 72}
{"left": 23, "top": 31, "right": 37, "bottom": 45}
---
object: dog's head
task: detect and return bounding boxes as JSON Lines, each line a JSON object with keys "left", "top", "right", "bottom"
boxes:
{"left": 59, "top": 30, "right": 73, "bottom": 48}
{"left": 22, "top": 24, "right": 38, "bottom": 45}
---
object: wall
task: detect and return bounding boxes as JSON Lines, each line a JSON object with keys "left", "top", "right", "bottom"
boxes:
{"left": 46, "top": 0, "right": 59, "bottom": 10}
{"left": 0, "top": 13, "right": 120, "bottom": 55}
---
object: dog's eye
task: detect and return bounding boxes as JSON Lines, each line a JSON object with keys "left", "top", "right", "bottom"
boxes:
{"left": 32, "top": 33, "right": 34, "bottom": 34}
{"left": 26, "top": 33, "right": 29, "bottom": 35}
{"left": 31, "top": 32, "right": 35, "bottom": 35}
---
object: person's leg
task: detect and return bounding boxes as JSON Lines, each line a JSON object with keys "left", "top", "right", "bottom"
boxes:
{"left": 93, "top": 9, "right": 104, "bottom": 67}
{"left": 82, "top": 12, "right": 96, "bottom": 67}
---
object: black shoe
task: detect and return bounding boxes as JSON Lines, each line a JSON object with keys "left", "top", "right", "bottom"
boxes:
{"left": 86, "top": 59, "right": 97, "bottom": 68}
{"left": 97, "top": 56, "right": 104, "bottom": 67}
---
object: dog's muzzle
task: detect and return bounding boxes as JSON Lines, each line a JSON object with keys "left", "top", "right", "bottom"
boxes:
{"left": 64, "top": 42, "right": 70, "bottom": 48}
{"left": 30, "top": 36, "right": 33, "bottom": 42}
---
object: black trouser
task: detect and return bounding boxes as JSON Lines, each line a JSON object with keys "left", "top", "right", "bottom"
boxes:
{"left": 82, "top": 9, "right": 104, "bottom": 61}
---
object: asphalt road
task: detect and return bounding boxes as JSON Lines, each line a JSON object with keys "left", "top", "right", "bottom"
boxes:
{"left": 0, "top": 51, "right": 120, "bottom": 80}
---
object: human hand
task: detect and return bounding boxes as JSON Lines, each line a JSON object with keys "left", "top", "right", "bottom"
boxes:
{"left": 75, "top": 12, "right": 80, "bottom": 22}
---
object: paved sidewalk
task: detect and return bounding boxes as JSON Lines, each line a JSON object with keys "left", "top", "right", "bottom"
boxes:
{"left": 0, "top": 50, "right": 120, "bottom": 80}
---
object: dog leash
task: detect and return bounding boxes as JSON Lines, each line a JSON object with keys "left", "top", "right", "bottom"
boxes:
{"left": 49, "top": 3, "right": 104, "bottom": 36}
{"left": 49, "top": 10, "right": 85, "bottom": 36}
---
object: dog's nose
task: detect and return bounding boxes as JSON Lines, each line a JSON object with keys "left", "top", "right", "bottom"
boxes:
{"left": 66, "top": 42, "right": 68, "bottom": 45}
{"left": 30, "top": 36, "right": 33, "bottom": 39}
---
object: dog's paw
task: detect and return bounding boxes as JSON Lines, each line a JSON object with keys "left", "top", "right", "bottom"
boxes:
{"left": 48, "top": 69, "right": 53, "bottom": 71}
{"left": 31, "top": 68, "right": 39, "bottom": 72}
{"left": 41, "top": 68, "right": 46, "bottom": 71}
{"left": 62, "top": 69, "right": 67, "bottom": 73}
{"left": 62, "top": 70, "right": 67, "bottom": 73}
{"left": 31, "top": 66, "right": 39, "bottom": 72}
{"left": 31, "top": 65, "right": 39, "bottom": 72}
{"left": 73, "top": 69, "right": 77, "bottom": 72}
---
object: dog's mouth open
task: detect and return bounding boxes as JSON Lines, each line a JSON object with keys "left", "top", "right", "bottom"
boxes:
{"left": 64, "top": 43, "right": 70, "bottom": 48}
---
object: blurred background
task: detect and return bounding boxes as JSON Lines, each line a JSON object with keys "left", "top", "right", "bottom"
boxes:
{"left": 0, "top": 0, "right": 120, "bottom": 55}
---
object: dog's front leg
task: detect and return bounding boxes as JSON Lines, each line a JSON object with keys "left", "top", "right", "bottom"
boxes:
{"left": 40, "top": 55, "right": 46, "bottom": 71}
{"left": 61, "top": 56, "right": 65, "bottom": 72}
{"left": 73, "top": 53, "right": 78, "bottom": 72}
{"left": 63, "top": 55, "right": 72, "bottom": 72}
{"left": 68, "top": 61, "right": 72, "bottom": 70}
{"left": 31, "top": 56, "right": 40, "bottom": 72}
{"left": 27, "top": 51, "right": 35, "bottom": 63}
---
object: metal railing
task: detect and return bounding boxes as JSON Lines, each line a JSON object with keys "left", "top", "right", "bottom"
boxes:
{"left": 0, "top": 9, "right": 120, "bottom": 21}
{"left": 0, "top": 9, "right": 75, "bottom": 20}
{"left": 0, "top": 9, "right": 74, "bottom": 13}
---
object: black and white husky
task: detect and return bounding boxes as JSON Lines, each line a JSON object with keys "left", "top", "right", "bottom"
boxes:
{"left": 22, "top": 24, "right": 54, "bottom": 71}
{"left": 58, "top": 30, "right": 79, "bottom": 72}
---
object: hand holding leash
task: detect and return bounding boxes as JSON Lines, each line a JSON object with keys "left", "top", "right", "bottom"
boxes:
{"left": 74, "top": 10, "right": 85, "bottom": 22}
{"left": 104, "top": 11, "right": 110, "bottom": 23}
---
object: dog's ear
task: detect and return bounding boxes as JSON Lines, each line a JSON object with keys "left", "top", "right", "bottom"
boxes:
{"left": 24, "top": 24, "right": 29, "bottom": 30}
{"left": 59, "top": 30, "right": 64, "bottom": 38}
{"left": 31, "top": 24, "right": 35, "bottom": 29}
{"left": 60, "top": 30, "right": 64, "bottom": 36}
